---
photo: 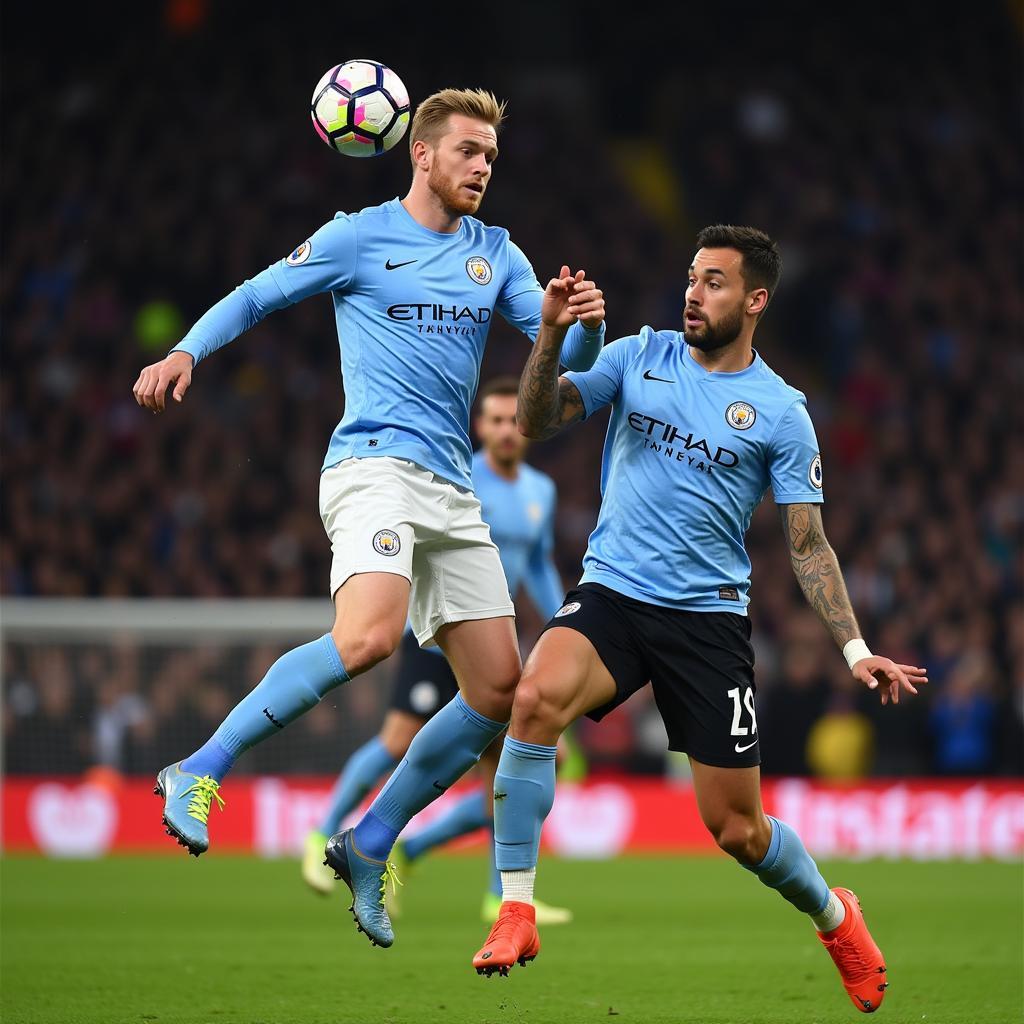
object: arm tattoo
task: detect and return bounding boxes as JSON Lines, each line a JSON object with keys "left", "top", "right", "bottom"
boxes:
{"left": 518, "top": 326, "right": 585, "bottom": 439}
{"left": 781, "top": 503, "right": 861, "bottom": 649}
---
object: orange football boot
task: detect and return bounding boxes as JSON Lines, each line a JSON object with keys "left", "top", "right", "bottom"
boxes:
{"left": 818, "top": 888, "right": 889, "bottom": 1013}
{"left": 472, "top": 901, "right": 541, "bottom": 978}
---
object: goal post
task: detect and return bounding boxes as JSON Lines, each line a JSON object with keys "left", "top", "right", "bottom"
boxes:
{"left": 1, "top": 598, "right": 392, "bottom": 777}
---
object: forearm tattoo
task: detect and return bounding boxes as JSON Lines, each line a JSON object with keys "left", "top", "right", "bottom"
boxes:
{"left": 518, "top": 333, "right": 585, "bottom": 439}
{"left": 782, "top": 503, "right": 860, "bottom": 649}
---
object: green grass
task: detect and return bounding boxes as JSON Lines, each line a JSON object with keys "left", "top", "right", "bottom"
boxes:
{"left": 1, "top": 854, "right": 1021, "bottom": 1024}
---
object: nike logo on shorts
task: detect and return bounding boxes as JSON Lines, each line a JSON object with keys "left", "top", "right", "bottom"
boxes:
{"left": 385, "top": 258, "right": 418, "bottom": 270}
{"left": 734, "top": 739, "right": 758, "bottom": 753}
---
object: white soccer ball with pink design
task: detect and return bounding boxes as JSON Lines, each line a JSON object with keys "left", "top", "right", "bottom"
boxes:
{"left": 311, "top": 59, "right": 410, "bottom": 157}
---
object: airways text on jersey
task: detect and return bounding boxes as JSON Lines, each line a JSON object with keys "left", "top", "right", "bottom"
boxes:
{"left": 627, "top": 410, "right": 739, "bottom": 475}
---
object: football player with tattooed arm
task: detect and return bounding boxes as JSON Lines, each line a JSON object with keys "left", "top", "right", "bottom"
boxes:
{"left": 471, "top": 226, "right": 927, "bottom": 1015}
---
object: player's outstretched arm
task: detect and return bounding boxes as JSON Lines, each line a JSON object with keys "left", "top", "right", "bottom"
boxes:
{"left": 780, "top": 502, "right": 928, "bottom": 706}
{"left": 132, "top": 217, "right": 356, "bottom": 415}
{"left": 133, "top": 350, "right": 194, "bottom": 413}
{"left": 517, "top": 267, "right": 595, "bottom": 439}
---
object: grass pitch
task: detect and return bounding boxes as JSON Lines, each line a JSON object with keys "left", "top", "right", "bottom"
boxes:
{"left": 1, "top": 853, "right": 1020, "bottom": 1024}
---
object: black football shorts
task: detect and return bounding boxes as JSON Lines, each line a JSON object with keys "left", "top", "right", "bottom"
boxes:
{"left": 542, "top": 583, "right": 760, "bottom": 768}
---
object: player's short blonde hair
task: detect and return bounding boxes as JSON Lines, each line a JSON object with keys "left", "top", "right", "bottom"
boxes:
{"left": 409, "top": 88, "right": 506, "bottom": 162}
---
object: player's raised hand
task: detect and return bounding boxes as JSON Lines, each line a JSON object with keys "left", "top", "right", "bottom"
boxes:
{"left": 851, "top": 656, "right": 928, "bottom": 706}
{"left": 133, "top": 351, "right": 194, "bottom": 413}
{"left": 568, "top": 274, "right": 605, "bottom": 330}
{"left": 541, "top": 266, "right": 585, "bottom": 328}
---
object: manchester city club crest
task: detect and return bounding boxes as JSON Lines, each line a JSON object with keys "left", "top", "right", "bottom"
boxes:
{"left": 286, "top": 240, "right": 312, "bottom": 266}
{"left": 808, "top": 454, "right": 823, "bottom": 489}
{"left": 466, "top": 256, "right": 492, "bottom": 285}
{"left": 555, "top": 601, "right": 581, "bottom": 618}
{"left": 725, "top": 401, "right": 756, "bottom": 430}
{"left": 372, "top": 529, "right": 401, "bottom": 556}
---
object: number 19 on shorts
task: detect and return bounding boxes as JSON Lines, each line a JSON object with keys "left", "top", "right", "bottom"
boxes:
{"left": 728, "top": 686, "right": 758, "bottom": 753}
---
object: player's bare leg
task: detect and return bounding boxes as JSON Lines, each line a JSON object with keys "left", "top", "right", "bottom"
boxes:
{"left": 379, "top": 709, "right": 426, "bottom": 759}
{"left": 473, "top": 627, "right": 615, "bottom": 976}
{"left": 329, "top": 615, "right": 521, "bottom": 947}
{"left": 158, "top": 572, "right": 409, "bottom": 856}
{"left": 436, "top": 614, "right": 521, "bottom": 722}
{"left": 329, "top": 573, "right": 411, "bottom": 677}
{"left": 690, "top": 758, "right": 888, "bottom": 1013}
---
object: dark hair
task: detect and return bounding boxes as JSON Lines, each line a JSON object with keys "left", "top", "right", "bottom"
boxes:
{"left": 477, "top": 376, "right": 520, "bottom": 402}
{"left": 695, "top": 224, "right": 782, "bottom": 300}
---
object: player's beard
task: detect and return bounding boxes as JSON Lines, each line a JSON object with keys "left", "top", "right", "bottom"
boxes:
{"left": 683, "top": 302, "right": 745, "bottom": 352}
{"left": 428, "top": 162, "right": 482, "bottom": 217}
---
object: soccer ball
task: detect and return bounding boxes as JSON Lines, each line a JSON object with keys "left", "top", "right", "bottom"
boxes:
{"left": 310, "top": 59, "right": 410, "bottom": 158}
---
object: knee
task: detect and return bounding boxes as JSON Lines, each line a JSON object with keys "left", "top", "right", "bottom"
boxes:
{"left": 511, "top": 677, "right": 573, "bottom": 740}
{"left": 332, "top": 626, "right": 400, "bottom": 676}
{"left": 464, "top": 662, "right": 521, "bottom": 721}
{"left": 487, "top": 665, "right": 520, "bottom": 706}
{"left": 709, "top": 813, "right": 770, "bottom": 864}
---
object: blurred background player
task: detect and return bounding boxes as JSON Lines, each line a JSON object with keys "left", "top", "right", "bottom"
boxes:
{"left": 132, "top": 88, "right": 605, "bottom": 947}
{"left": 302, "top": 377, "right": 574, "bottom": 926}
{"left": 472, "top": 231, "right": 927, "bottom": 1014}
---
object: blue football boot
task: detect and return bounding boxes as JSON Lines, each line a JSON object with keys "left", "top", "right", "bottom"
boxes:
{"left": 154, "top": 762, "right": 224, "bottom": 856}
{"left": 324, "top": 828, "right": 402, "bottom": 948}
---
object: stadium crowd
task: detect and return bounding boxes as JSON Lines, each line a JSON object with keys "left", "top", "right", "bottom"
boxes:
{"left": 3, "top": 7, "right": 1021, "bottom": 778}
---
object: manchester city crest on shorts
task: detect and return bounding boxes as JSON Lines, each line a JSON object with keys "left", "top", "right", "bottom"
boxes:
{"left": 555, "top": 601, "right": 581, "bottom": 618}
{"left": 286, "top": 240, "right": 312, "bottom": 266}
{"left": 725, "top": 401, "right": 756, "bottom": 430}
{"left": 372, "top": 529, "right": 401, "bottom": 556}
{"left": 808, "top": 454, "right": 823, "bottom": 489}
{"left": 466, "top": 256, "right": 492, "bottom": 285}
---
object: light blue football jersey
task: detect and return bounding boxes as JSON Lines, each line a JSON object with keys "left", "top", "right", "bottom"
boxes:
{"left": 172, "top": 198, "right": 603, "bottom": 490}
{"left": 564, "top": 326, "right": 824, "bottom": 613}
{"left": 472, "top": 450, "right": 563, "bottom": 620}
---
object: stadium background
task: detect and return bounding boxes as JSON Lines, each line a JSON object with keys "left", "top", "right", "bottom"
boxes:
{"left": 3, "top": 2, "right": 1021, "bottom": 780}
{"left": 1, "top": 4, "right": 1022, "bottom": 1022}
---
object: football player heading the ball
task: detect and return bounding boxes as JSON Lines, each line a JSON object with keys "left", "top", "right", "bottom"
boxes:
{"left": 134, "top": 82, "right": 606, "bottom": 951}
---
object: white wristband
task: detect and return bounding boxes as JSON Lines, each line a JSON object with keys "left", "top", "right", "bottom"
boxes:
{"left": 843, "top": 638, "right": 873, "bottom": 670}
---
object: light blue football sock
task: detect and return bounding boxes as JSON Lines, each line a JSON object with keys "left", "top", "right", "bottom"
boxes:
{"left": 354, "top": 694, "right": 507, "bottom": 860}
{"left": 318, "top": 736, "right": 398, "bottom": 837}
{"left": 742, "top": 815, "right": 830, "bottom": 914}
{"left": 487, "top": 825, "right": 502, "bottom": 896}
{"left": 180, "top": 736, "right": 234, "bottom": 782}
{"left": 403, "top": 788, "right": 491, "bottom": 861}
{"left": 493, "top": 736, "right": 558, "bottom": 871}
{"left": 181, "top": 634, "right": 349, "bottom": 783}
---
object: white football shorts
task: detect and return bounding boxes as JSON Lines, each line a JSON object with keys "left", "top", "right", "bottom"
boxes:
{"left": 319, "top": 456, "right": 514, "bottom": 646}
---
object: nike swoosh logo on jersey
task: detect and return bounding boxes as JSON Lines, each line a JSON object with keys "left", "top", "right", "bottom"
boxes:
{"left": 734, "top": 739, "right": 758, "bottom": 753}
{"left": 385, "top": 258, "right": 418, "bottom": 270}
{"left": 643, "top": 369, "right": 675, "bottom": 383}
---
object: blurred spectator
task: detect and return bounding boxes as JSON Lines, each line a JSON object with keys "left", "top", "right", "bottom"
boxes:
{"left": 929, "top": 652, "right": 1000, "bottom": 775}
{"left": 2, "top": 5, "right": 1021, "bottom": 777}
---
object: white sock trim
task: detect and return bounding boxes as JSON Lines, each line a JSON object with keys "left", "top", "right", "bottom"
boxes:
{"left": 811, "top": 889, "right": 847, "bottom": 932}
{"left": 500, "top": 868, "right": 536, "bottom": 905}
